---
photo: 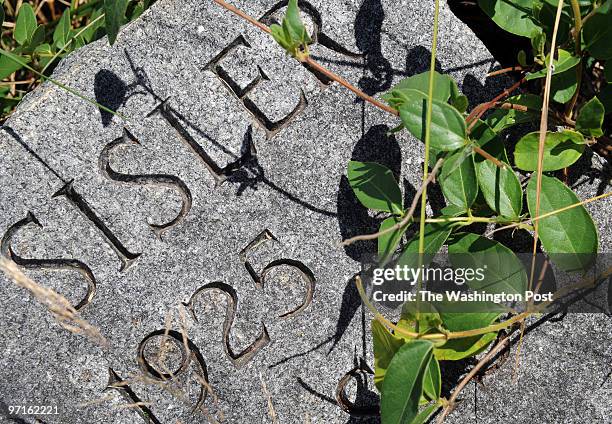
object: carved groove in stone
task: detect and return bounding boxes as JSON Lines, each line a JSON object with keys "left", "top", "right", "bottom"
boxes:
{"left": 99, "top": 128, "right": 193, "bottom": 240}
{"left": 0, "top": 211, "right": 97, "bottom": 311}
{"left": 52, "top": 181, "right": 141, "bottom": 271}
{"left": 106, "top": 367, "right": 163, "bottom": 424}
{"left": 204, "top": 34, "right": 308, "bottom": 139}
{"left": 183, "top": 281, "right": 271, "bottom": 369}
{"left": 240, "top": 229, "right": 315, "bottom": 318}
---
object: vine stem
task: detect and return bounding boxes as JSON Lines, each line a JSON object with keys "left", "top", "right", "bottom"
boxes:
{"left": 487, "top": 66, "right": 524, "bottom": 77}
{"left": 355, "top": 275, "right": 531, "bottom": 341}
{"left": 302, "top": 57, "right": 399, "bottom": 115}
{"left": 565, "top": 0, "right": 583, "bottom": 118}
{"left": 211, "top": 0, "right": 506, "bottom": 169}
{"left": 436, "top": 334, "right": 512, "bottom": 423}
{"left": 415, "top": 0, "right": 441, "bottom": 328}
{"left": 340, "top": 158, "right": 444, "bottom": 247}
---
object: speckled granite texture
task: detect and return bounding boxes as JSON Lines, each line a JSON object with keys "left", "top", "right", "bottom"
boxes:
{"left": 0, "top": 1, "right": 610, "bottom": 423}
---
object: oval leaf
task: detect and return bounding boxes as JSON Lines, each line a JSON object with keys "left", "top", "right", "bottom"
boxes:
{"left": 514, "top": 130, "right": 585, "bottom": 171}
{"left": 478, "top": 0, "right": 540, "bottom": 37}
{"left": 14, "top": 3, "right": 37, "bottom": 45}
{"left": 551, "top": 69, "right": 578, "bottom": 104}
{"left": 484, "top": 94, "right": 542, "bottom": 133}
{"left": 472, "top": 121, "right": 522, "bottom": 218}
{"left": 380, "top": 340, "right": 434, "bottom": 424}
{"left": 434, "top": 306, "right": 500, "bottom": 361}
{"left": 398, "top": 89, "right": 467, "bottom": 152}
{"left": 576, "top": 97, "right": 605, "bottom": 138}
{"left": 378, "top": 216, "right": 407, "bottom": 265}
{"left": 527, "top": 175, "right": 598, "bottom": 272}
{"left": 422, "top": 356, "right": 441, "bottom": 401}
{"left": 439, "top": 150, "right": 478, "bottom": 210}
{"left": 104, "top": 0, "right": 129, "bottom": 45}
{"left": 449, "top": 233, "right": 528, "bottom": 295}
{"left": 526, "top": 50, "right": 580, "bottom": 80}
{"left": 583, "top": 12, "right": 612, "bottom": 60}
{"left": 347, "top": 161, "right": 403, "bottom": 215}
{"left": 398, "top": 222, "right": 453, "bottom": 269}
{"left": 373, "top": 320, "right": 405, "bottom": 391}
{"left": 384, "top": 71, "right": 459, "bottom": 104}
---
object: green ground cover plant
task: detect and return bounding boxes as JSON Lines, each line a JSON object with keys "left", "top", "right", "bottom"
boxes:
{"left": 0, "top": 0, "right": 154, "bottom": 121}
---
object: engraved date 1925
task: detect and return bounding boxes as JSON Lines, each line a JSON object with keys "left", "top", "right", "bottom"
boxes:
{"left": 6, "top": 405, "right": 59, "bottom": 415}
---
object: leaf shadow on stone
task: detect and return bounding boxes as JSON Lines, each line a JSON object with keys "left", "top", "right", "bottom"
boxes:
{"left": 446, "top": 0, "right": 531, "bottom": 68}
{"left": 337, "top": 124, "right": 402, "bottom": 262}
{"left": 94, "top": 69, "right": 140, "bottom": 127}
{"left": 354, "top": 0, "right": 392, "bottom": 96}
{"left": 567, "top": 149, "right": 612, "bottom": 196}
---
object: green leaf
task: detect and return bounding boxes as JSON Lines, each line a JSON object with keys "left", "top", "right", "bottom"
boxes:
{"left": 398, "top": 89, "right": 467, "bottom": 152}
{"left": 0, "top": 52, "right": 29, "bottom": 80}
{"left": 270, "top": 0, "right": 311, "bottom": 58}
{"left": 14, "top": 3, "right": 37, "bottom": 45}
{"left": 384, "top": 71, "right": 459, "bottom": 106}
{"left": 412, "top": 404, "right": 441, "bottom": 424}
{"left": 526, "top": 49, "right": 580, "bottom": 80}
{"left": 422, "top": 356, "right": 441, "bottom": 401}
{"left": 81, "top": 9, "right": 105, "bottom": 43}
{"left": 54, "top": 9, "right": 72, "bottom": 49}
{"left": 434, "top": 307, "right": 500, "bottom": 361}
{"left": 472, "top": 121, "right": 523, "bottom": 219}
{"left": 380, "top": 340, "right": 434, "bottom": 424}
{"left": 378, "top": 216, "right": 407, "bottom": 265}
{"left": 104, "top": 0, "right": 129, "bottom": 45}
{"left": 397, "top": 222, "right": 453, "bottom": 269}
{"left": 583, "top": 12, "right": 612, "bottom": 60}
{"left": 550, "top": 68, "right": 578, "bottom": 104}
{"left": 347, "top": 161, "right": 403, "bottom": 215}
{"left": 439, "top": 150, "right": 478, "bottom": 210}
{"left": 514, "top": 130, "right": 585, "bottom": 171}
{"left": 527, "top": 175, "right": 598, "bottom": 272}
{"left": 449, "top": 233, "right": 528, "bottom": 295}
{"left": 484, "top": 93, "right": 542, "bottom": 133}
{"left": 451, "top": 94, "right": 469, "bottom": 113}
{"left": 23, "top": 25, "right": 46, "bottom": 53}
{"left": 600, "top": 84, "right": 612, "bottom": 115}
{"left": 285, "top": 0, "right": 311, "bottom": 45}
{"left": 478, "top": 0, "right": 539, "bottom": 37}
{"left": 575, "top": 97, "right": 605, "bottom": 137}
{"left": 373, "top": 320, "right": 405, "bottom": 391}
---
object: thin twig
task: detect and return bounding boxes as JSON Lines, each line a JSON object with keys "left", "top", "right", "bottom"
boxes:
{"left": 466, "top": 78, "right": 527, "bottom": 127}
{"left": 436, "top": 335, "right": 512, "bottom": 423}
{"left": 340, "top": 158, "right": 444, "bottom": 246}
{"left": 487, "top": 66, "right": 524, "bottom": 77}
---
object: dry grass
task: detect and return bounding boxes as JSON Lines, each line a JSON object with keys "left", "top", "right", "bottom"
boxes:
{"left": 0, "top": 257, "right": 108, "bottom": 347}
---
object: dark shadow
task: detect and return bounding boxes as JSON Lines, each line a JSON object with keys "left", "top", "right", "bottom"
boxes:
{"left": 461, "top": 71, "right": 512, "bottom": 114}
{"left": 354, "top": 0, "right": 393, "bottom": 96}
{"left": 269, "top": 274, "right": 363, "bottom": 368}
{"left": 94, "top": 70, "right": 129, "bottom": 127}
{"left": 566, "top": 149, "right": 612, "bottom": 196}
{"left": 404, "top": 46, "right": 442, "bottom": 77}
{"left": 337, "top": 125, "right": 401, "bottom": 261}
{"left": 446, "top": 0, "right": 532, "bottom": 68}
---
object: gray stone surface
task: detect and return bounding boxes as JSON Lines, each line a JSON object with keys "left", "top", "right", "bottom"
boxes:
{"left": 0, "top": 0, "right": 609, "bottom": 423}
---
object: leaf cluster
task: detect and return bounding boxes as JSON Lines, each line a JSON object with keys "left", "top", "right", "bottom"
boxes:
{"left": 0, "top": 0, "right": 154, "bottom": 120}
